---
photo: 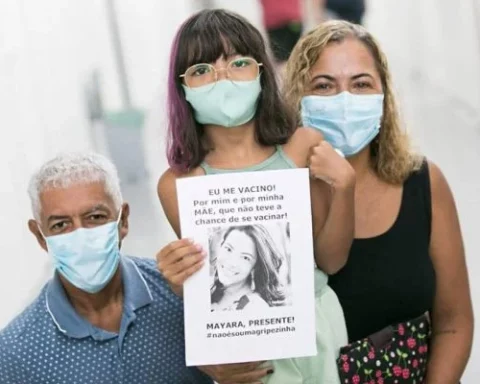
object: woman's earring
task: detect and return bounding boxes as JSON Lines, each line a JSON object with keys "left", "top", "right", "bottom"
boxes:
{"left": 250, "top": 273, "right": 255, "bottom": 291}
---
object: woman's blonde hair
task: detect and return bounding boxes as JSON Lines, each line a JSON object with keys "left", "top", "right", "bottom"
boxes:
{"left": 284, "top": 20, "right": 422, "bottom": 184}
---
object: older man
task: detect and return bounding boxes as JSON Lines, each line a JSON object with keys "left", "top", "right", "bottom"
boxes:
{"left": 0, "top": 153, "right": 212, "bottom": 384}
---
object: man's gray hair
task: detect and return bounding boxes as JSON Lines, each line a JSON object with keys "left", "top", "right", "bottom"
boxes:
{"left": 28, "top": 152, "right": 123, "bottom": 221}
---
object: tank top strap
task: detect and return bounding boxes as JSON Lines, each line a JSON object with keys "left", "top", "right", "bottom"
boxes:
{"left": 199, "top": 161, "right": 213, "bottom": 175}
{"left": 275, "top": 145, "right": 298, "bottom": 168}
{"left": 401, "top": 158, "right": 432, "bottom": 239}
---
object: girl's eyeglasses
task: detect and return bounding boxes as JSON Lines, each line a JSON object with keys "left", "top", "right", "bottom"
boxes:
{"left": 180, "top": 57, "right": 262, "bottom": 90}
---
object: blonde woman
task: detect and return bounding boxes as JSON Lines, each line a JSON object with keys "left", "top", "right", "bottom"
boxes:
{"left": 284, "top": 20, "right": 473, "bottom": 383}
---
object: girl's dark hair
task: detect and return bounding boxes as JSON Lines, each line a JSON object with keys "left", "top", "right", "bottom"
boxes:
{"left": 167, "top": 9, "right": 296, "bottom": 172}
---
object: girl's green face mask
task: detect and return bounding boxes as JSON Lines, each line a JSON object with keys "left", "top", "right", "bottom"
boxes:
{"left": 182, "top": 78, "right": 262, "bottom": 128}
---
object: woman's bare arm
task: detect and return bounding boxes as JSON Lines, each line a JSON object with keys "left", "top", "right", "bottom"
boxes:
{"left": 425, "top": 161, "right": 474, "bottom": 383}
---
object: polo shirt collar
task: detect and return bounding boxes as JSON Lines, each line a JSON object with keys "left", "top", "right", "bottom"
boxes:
{"left": 45, "top": 256, "right": 153, "bottom": 339}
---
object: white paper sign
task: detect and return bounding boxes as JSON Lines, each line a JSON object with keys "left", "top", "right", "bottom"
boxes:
{"left": 176, "top": 169, "right": 316, "bottom": 366}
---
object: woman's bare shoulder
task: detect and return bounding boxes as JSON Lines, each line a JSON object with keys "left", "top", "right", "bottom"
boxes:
{"left": 291, "top": 126, "right": 324, "bottom": 144}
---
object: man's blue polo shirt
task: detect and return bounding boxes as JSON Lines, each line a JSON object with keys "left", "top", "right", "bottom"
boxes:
{"left": 0, "top": 256, "right": 213, "bottom": 384}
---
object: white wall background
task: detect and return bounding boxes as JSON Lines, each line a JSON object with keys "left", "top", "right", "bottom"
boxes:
{"left": 0, "top": 0, "right": 110, "bottom": 327}
{"left": 0, "top": 0, "right": 479, "bottom": 381}
{"left": 365, "top": 0, "right": 480, "bottom": 125}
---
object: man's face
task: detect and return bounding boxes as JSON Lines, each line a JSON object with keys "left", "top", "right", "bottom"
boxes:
{"left": 28, "top": 182, "right": 129, "bottom": 251}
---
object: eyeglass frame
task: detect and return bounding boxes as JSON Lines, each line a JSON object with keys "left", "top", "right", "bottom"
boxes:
{"left": 179, "top": 57, "right": 263, "bottom": 88}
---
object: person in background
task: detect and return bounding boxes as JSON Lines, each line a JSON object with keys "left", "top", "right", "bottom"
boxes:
{"left": 156, "top": 8, "right": 355, "bottom": 384}
{"left": 325, "top": 0, "right": 365, "bottom": 24}
{"left": 259, "top": 0, "right": 324, "bottom": 76}
{"left": 284, "top": 20, "right": 473, "bottom": 383}
{"left": 0, "top": 153, "right": 212, "bottom": 384}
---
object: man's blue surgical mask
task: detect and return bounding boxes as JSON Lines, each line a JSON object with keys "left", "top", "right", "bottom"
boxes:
{"left": 183, "top": 78, "right": 261, "bottom": 127}
{"left": 301, "top": 91, "right": 384, "bottom": 157}
{"left": 41, "top": 212, "right": 122, "bottom": 294}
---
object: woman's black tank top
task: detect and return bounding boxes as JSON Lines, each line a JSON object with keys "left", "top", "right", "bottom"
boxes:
{"left": 329, "top": 161, "right": 436, "bottom": 342}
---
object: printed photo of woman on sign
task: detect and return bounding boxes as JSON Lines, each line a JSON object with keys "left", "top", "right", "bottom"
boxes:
{"left": 209, "top": 222, "right": 292, "bottom": 312}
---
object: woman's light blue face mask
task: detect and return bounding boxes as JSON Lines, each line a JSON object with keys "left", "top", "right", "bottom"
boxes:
{"left": 301, "top": 91, "right": 384, "bottom": 157}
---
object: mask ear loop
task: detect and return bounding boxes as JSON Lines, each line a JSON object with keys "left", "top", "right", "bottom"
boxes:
{"left": 36, "top": 222, "right": 47, "bottom": 240}
{"left": 116, "top": 207, "right": 125, "bottom": 251}
{"left": 116, "top": 208, "right": 123, "bottom": 225}
{"left": 35, "top": 223, "right": 53, "bottom": 259}
{"left": 116, "top": 207, "right": 124, "bottom": 244}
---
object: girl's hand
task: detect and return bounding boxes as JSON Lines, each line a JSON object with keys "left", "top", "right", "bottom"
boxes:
{"left": 156, "top": 238, "right": 206, "bottom": 296}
